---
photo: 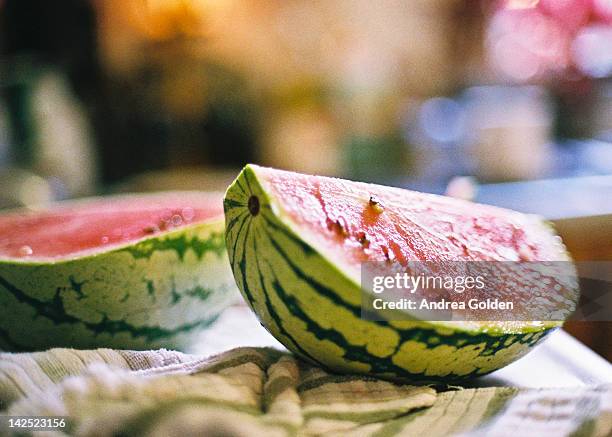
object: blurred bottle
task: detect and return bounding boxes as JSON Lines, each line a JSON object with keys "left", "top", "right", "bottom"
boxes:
{"left": 1, "top": 0, "right": 100, "bottom": 209}
{"left": 1, "top": 61, "right": 97, "bottom": 209}
{"left": 464, "top": 85, "right": 553, "bottom": 181}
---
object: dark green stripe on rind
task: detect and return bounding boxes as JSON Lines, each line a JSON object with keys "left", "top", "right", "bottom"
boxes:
{"left": 0, "top": 326, "right": 29, "bottom": 351}
{"left": 263, "top": 222, "right": 362, "bottom": 317}
{"left": 125, "top": 230, "right": 226, "bottom": 260}
{"left": 0, "top": 275, "right": 222, "bottom": 351}
{"left": 224, "top": 165, "right": 556, "bottom": 382}
{"left": 255, "top": 233, "right": 325, "bottom": 366}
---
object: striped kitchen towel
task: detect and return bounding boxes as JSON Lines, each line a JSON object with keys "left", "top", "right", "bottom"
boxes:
{"left": 0, "top": 347, "right": 610, "bottom": 436}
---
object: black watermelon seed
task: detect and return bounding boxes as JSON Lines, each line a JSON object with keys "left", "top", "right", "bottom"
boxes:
{"left": 248, "top": 195, "right": 260, "bottom": 216}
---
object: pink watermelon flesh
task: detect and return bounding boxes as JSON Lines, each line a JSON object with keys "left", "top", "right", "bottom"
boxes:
{"left": 254, "top": 166, "right": 575, "bottom": 321}
{"left": 0, "top": 192, "right": 222, "bottom": 260}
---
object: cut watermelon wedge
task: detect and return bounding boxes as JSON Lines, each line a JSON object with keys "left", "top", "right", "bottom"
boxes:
{"left": 0, "top": 192, "right": 238, "bottom": 351}
{"left": 224, "top": 165, "right": 579, "bottom": 381}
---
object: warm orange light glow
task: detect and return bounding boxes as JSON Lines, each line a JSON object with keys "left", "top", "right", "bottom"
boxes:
{"left": 126, "top": 0, "right": 233, "bottom": 40}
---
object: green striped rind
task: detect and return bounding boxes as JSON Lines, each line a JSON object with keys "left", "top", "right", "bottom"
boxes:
{"left": 0, "top": 219, "right": 238, "bottom": 351}
{"left": 224, "top": 165, "right": 557, "bottom": 382}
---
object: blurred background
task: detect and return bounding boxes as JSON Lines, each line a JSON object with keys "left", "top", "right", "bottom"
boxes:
{"left": 0, "top": 0, "right": 611, "bottom": 358}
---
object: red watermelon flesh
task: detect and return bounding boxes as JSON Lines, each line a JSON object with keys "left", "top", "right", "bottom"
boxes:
{"left": 257, "top": 167, "right": 566, "bottom": 265}
{"left": 254, "top": 166, "right": 575, "bottom": 321}
{"left": 0, "top": 192, "right": 223, "bottom": 261}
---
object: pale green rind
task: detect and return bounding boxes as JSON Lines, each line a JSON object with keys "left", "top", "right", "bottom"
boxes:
{"left": 0, "top": 219, "right": 239, "bottom": 351}
{"left": 224, "top": 165, "right": 562, "bottom": 382}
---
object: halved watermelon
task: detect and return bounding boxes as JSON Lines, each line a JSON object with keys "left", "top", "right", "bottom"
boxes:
{"left": 0, "top": 192, "right": 238, "bottom": 351}
{"left": 224, "top": 165, "right": 578, "bottom": 381}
